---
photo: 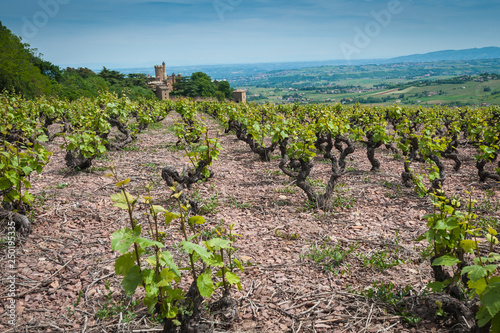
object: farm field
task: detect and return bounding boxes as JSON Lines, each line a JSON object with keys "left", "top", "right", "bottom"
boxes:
{"left": 239, "top": 59, "right": 500, "bottom": 106}
{"left": 1, "top": 95, "right": 500, "bottom": 332}
{"left": 245, "top": 78, "right": 500, "bottom": 106}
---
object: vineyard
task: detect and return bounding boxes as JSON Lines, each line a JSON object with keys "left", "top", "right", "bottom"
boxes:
{"left": 1, "top": 92, "right": 500, "bottom": 332}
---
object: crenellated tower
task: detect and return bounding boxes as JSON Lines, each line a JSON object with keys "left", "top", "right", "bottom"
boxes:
{"left": 150, "top": 62, "right": 182, "bottom": 100}
{"left": 154, "top": 61, "right": 167, "bottom": 81}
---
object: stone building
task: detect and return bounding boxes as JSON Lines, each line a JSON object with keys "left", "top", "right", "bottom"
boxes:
{"left": 232, "top": 89, "right": 247, "bottom": 103}
{"left": 155, "top": 84, "right": 169, "bottom": 100}
{"left": 149, "top": 62, "right": 181, "bottom": 100}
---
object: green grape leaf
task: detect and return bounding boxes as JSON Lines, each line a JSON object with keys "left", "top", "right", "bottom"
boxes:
{"left": 461, "top": 265, "right": 488, "bottom": 282}
{"left": 160, "top": 251, "right": 181, "bottom": 278}
{"left": 468, "top": 278, "right": 489, "bottom": 295}
{"left": 141, "top": 269, "right": 155, "bottom": 285}
{"left": 490, "top": 312, "right": 500, "bottom": 332}
{"left": 115, "top": 253, "right": 135, "bottom": 276}
{"left": 164, "top": 211, "right": 180, "bottom": 226}
{"left": 111, "top": 226, "right": 141, "bottom": 254}
{"left": 434, "top": 216, "right": 459, "bottom": 230}
{"left": 158, "top": 268, "right": 178, "bottom": 287}
{"left": 145, "top": 281, "right": 159, "bottom": 298}
{"left": 115, "top": 178, "right": 130, "bottom": 187}
{"left": 481, "top": 282, "right": 500, "bottom": 317}
{"left": 197, "top": 270, "right": 214, "bottom": 298}
{"left": 0, "top": 178, "right": 12, "bottom": 191}
{"left": 204, "top": 238, "right": 232, "bottom": 251}
{"left": 233, "top": 258, "right": 245, "bottom": 272}
{"left": 208, "top": 254, "right": 224, "bottom": 267}
{"left": 143, "top": 288, "right": 158, "bottom": 313}
{"left": 136, "top": 237, "right": 164, "bottom": 249}
{"left": 432, "top": 254, "right": 461, "bottom": 267}
{"left": 427, "top": 281, "right": 446, "bottom": 292}
{"left": 225, "top": 271, "right": 240, "bottom": 285}
{"left": 121, "top": 265, "right": 142, "bottom": 296}
{"left": 151, "top": 205, "right": 167, "bottom": 214}
{"left": 179, "top": 241, "right": 212, "bottom": 262}
{"left": 487, "top": 253, "right": 500, "bottom": 263}
{"left": 460, "top": 240, "right": 478, "bottom": 253}
{"left": 110, "top": 191, "right": 135, "bottom": 210}
{"left": 188, "top": 216, "right": 205, "bottom": 226}
{"left": 486, "top": 234, "right": 499, "bottom": 245}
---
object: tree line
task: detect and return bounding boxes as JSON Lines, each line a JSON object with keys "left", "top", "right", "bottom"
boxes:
{"left": 172, "top": 71, "right": 233, "bottom": 101}
{"left": 0, "top": 22, "right": 233, "bottom": 101}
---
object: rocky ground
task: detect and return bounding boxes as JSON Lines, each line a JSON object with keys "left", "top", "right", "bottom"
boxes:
{"left": 1, "top": 111, "right": 499, "bottom": 332}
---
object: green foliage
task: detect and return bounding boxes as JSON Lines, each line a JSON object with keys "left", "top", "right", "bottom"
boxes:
{"left": 0, "top": 94, "right": 52, "bottom": 208}
{"left": 95, "top": 281, "right": 139, "bottom": 323}
{"left": 174, "top": 100, "right": 205, "bottom": 145}
{"left": 190, "top": 191, "right": 220, "bottom": 215}
{"left": 297, "top": 199, "right": 317, "bottom": 212}
{"left": 57, "top": 70, "right": 108, "bottom": 101}
{"left": 357, "top": 248, "right": 406, "bottom": 271}
{"left": 477, "top": 197, "right": 500, "bottom": 213}
{"left": 122, "top": 145, "right": 141, "bottom": 152}
{"left": 173, "top": 72, "right": 231, "bottom": 99}
{"left": 307, "top": 177, "right": 326, "bottom": 188}
{"left": 107, "top": 168, "right": 242, "bottom": 327}
{"left": 99, "top": 67, "right": 125, "bottom": 86}
{"left": 0, "top": 22, "right": 53, "bottom": 97}
{"left": 477, "top": 216, "right": 500, "bottom": 234}
{"left": 0, "top": 139, "right": 52, "bottom": 207}
{"left": 418, "top": 189, "right": 500, "bottom": 331}
{"left": 359, "top": 281, "right": 413, "bottom": 305}
{"left": 302, "top": 241, "right": 358, "bottom": 272}
{"left": 172, "top": 101, "right": 222, "bottom": 182}
{"left": 331, "top": 191, "right": 356, "bottom": 211}
{"left": 216, "top": 80, "right": 232, "bottom": 99}
{"left": 64, "top": 131, "right": 108, "bottom": 159}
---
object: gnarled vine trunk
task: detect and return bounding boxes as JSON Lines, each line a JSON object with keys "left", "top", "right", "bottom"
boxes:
{"left": 279, "top": 135, "right": 355, "bottom": 211}
{"left": 227, "top": 120, "right": 276, "bottom": 162}
{"left": 476, "top": 156, "right": 500, "bottom": 182}
{"left": 107, "top": 117, "right": 133, "bottom": 150}
{"left": 65, "top": 151, "right": 94, "bottom": 170}
{"left": 365, "top": 132, "right": 383, "bottom": 172}
{"left": 428, "top": 154, "right": 446, "bottom": 193}
{"left": 162, "top": 282, "right": 213, "bottom": 333}
{"left": 401, "top": 137, "right": 419, "bottom": 188}
{"left": 403, "top": 293, "right": 480, "bottom": 333}
{"left": 161, "top": 161, "right": 214, "bottom": 214}
{"left": 0, "top": 209, "right": 31, "bottom": 234}
{"left": 442, "top": 135, "right": 462, "bottom": 172}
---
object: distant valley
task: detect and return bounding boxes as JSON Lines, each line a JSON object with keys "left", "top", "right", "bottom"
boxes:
{"left": 113, "top": 47, "right": 500, "bottom": 106}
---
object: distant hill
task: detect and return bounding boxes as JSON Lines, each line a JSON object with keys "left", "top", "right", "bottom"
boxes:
{"left": 108, "top": 47, "right": 500, "bottom": 83}
{"left": 386, "top": 47, "right": 500, "bottom": 64}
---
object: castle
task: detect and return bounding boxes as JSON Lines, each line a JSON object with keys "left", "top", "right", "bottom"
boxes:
{"left": 148, "top": 62, "right": 181, "bottom": 100}
{"left": 149, "top": 62, "right": 246, "bottom": 103}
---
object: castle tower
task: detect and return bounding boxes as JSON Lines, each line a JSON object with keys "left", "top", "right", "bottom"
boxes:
{"left": 154, "top": 62, "right": 167, "bottom": 81}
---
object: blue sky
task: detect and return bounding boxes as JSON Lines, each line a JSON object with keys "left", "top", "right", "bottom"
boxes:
{"left": 1, "top": 0, "right": 499, "bottom": 68}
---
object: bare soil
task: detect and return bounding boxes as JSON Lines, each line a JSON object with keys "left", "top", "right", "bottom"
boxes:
{"left": 1, "top": 112, "right": 499, "bottom": 333}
